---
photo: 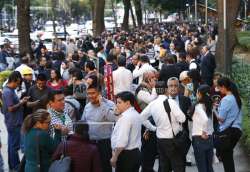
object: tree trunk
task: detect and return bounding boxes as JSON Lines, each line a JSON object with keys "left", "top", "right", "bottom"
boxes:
{"left": 111, "top": 0, "right": 118, "bottom": 30}
{"left": 17, "top": 0, "right": 31, "bottom": 55}
{"left": 133, "top": 0, "right": 143, "bottom": 27}
{"left": 130, "top": 1, "right": 137, "bottom": 28}
{"left": 122, "top": 0, "right": 130, "bottom": 31}
{"left": 216, "top": 0, "right": 240, "bottom": 75}
{"left": 93, "top": 0, "right": 105, "bottom": 37}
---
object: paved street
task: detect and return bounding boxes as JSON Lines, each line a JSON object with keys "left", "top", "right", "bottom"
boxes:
{"left": 0, "top": 113, "right": 250, "bottom": 172}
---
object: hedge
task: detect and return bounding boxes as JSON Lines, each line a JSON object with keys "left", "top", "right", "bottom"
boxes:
{"left": 236, "top": 31, "right": 250, "bottom": 50}
{"left": 232, "top": 57, "right": 250, "bottom": 150}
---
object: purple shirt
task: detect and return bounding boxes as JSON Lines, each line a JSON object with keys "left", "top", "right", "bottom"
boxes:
{"left": 2, "top": 86, "right": 23, "bottom": 129}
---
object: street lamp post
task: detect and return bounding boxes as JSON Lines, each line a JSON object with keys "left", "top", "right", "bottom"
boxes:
{"left": 223, "top": 0, "right": 229, "bottom": 75}
{"left": 186, "top": 4, "right": 190, "bottom": 21}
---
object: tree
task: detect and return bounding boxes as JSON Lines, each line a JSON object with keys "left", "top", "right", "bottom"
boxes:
{"left": 51, "top": 0, "right": 57, "bottom": 37}
{"left": 92, "top": 0, "right": 105, "bottom": 37}
{"left": 130, "top": 2, "right": 136, "bottom": 27}
{"left": 133, "top": 0, "right": 143, "bottom": 27}
{"left": 122, "top": 0, "right": 130, "bottom": 31}
{"left": 215, "top": 0, "right": 241, "bottom": 75}
{"left": 17, "top": 0, "right": 31, "bottom": 55}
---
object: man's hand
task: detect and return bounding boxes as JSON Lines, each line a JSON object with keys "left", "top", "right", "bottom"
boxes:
{"left": 27, "top": 100, "right": 40, "bottom": 107}
{"left": 20, "top": 96, "right": 30, "bottom": 105}
{"left": 54, "top": 124, "right": 69, "bottom": 135}
{"left": 110, "top": 156, "right": 117, "bottom": 168}
{"left": 143, "top": 130, "right": 151, "bottom": 141}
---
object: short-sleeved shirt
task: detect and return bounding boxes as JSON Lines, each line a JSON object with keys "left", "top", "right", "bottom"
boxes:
{"left": 28, "top": 85, "right": 51, "bottom": 112}
{"left": 218, "top": 94, "right": 242, "bottom": 131}
{"left": 2, "top": 86, "right": 23, "bottom": 129}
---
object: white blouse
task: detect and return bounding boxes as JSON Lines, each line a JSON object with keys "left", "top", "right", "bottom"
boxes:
{"left": 192, "top": 103, "right": 214, "bottom": 136}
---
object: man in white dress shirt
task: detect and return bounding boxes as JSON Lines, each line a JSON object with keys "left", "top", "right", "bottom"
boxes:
{"left": 110, "top": 91, "right": 142, "bottom": 172}
{"left": 133, "top": 55, "right": 156, "bottom": 84}
{"left": 141, "top": 83, "right": 186, "bottom": 172}
{"left": 113, "top": 56, "right": 133, "bottom": 96}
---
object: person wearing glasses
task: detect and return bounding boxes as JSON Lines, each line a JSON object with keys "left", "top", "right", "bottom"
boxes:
{"left": 22, "top": 109, "right": 64, "bottom": 172}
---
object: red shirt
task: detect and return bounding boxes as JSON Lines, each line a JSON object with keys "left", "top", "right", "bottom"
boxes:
{"left": 47, "top": 79, "right": 68, "bottom": 90}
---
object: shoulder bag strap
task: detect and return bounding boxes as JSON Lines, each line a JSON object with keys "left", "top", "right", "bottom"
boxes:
{"left": 36, "top": 131, "right": 41, "bottom": 172}
{"left": 163, "top": 99, "right": 176, "bottom": 137}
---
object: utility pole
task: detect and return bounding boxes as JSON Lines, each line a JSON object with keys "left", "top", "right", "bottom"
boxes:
{"left": 205, "top": 0, "right": 208, "bottom": 25}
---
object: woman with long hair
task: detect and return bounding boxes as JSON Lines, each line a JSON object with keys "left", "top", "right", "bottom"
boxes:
{"left": 47, "top": 69, "right": 68, "bottom": 90}
{"left": 216, "top": 77, "right": 242, "bottom": 172}
{"left": 192, "top": 84, "right": 214, "bottom": 172}
{"left": 22, "top": 109, "right": 63, "bottom": 172}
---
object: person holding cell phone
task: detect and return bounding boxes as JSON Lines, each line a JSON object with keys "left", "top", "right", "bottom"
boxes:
{"left": 2, "top": 71, "right": 30, "bottom": 171}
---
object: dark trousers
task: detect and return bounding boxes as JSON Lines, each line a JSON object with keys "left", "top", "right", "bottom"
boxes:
{"left": 157, "top": 138, "right": 185, "bottom": 172}
{"left": 95, "top": 139, "right": 112, "bottom": 172}
{"left": 218, "top": 128, "right": 242, "bottom": 172}
{"left": 192, "top": 136, "right": 214, "bottom": 172}
{"left": 141, "top": 132, "right": 158, "bottom": 172}
{"left": 7, "top": 127, "right": 21, "bottom": 170}
{"left": 116, "top": 148, "right": 141, "bottom": 172}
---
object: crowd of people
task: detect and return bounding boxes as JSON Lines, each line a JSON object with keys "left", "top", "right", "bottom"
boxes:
{"left": 0, "top": 22, "right": 243, "bottom": 172}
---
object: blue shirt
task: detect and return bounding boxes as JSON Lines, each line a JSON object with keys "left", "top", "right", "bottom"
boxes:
{"left": 81, "top": 98, "right": 116, "bottom": 140}
{"left": 218, "top": 95, "right": 242, "bottom": 131}
{"left": 2, "top": 86, "right": 23, "bottom": 129}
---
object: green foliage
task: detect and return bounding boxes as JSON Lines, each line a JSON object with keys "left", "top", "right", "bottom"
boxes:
{"left": 231, "top": 58, "right": 250, "bottom": 150}
{"left": 242, "top": 102, "right": 250, "bottom": 150}
{"left": 71, "top": 0, "right": 91, "bottom": 19}
{"left": 147, "top": 0, "right": 186, "bottom": 12}
{"left": 0, "top": 70, "right": 12, "bottom": 88}
{"left": 236, "top": 31, "right": 250, "bottom": 50}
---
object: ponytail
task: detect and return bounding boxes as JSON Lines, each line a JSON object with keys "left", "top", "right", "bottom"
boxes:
{"left": 229, "top": 81, "right": 242, "bottom": 110}
{"left": 21, "top": 114, "right": 36, "bottom": 134}
{"left": 197, "top": 84, "right": 212, "bottom": 118}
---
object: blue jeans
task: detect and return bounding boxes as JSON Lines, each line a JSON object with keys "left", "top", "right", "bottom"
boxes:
{"left": 7, "top": 127, "right": 21, "bottom": 170}
{"left": 192, "top": 136, "right": 214, "bottom": 172}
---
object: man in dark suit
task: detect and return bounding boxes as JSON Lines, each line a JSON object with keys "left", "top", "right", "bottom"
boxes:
{"left": 200, "top": 46, "right": 216, "bottom": 86}
{"left": 167, "top": 77, "right": 192, "bottom": 167}
{"left": 159, "top": 54, "right": 181, "bottom": 84}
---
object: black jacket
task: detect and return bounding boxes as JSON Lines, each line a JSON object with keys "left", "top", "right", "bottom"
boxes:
{"left": 159, "top": 64, "right": 181, "bottom": 83}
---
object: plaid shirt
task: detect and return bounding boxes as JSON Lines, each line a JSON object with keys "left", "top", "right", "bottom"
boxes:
{"left": 48, "top": 108, "right": 73, "bottom": 140}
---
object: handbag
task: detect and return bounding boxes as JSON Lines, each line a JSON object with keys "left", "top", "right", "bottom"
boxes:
{"left": 213, "top": 110, "right": 240, "bottom": 150}
{"left": 163, "top": 99, "right": 191, "bottom": 155}
{"left": 48, "top": 141, "right": 71, "bottom": 172}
